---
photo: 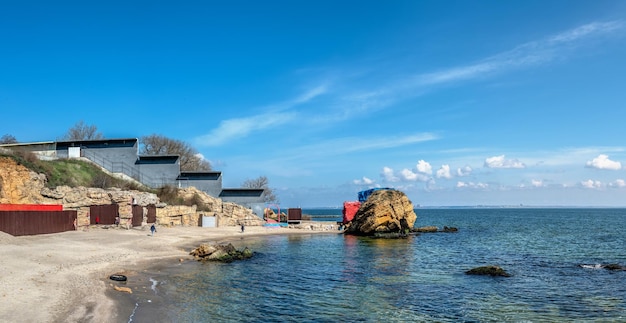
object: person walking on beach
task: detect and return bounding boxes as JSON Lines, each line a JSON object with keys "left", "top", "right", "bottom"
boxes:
{"left": 150, "top": 224, "right": 156, "bottom": 236}
{"left": 241, "top": 224, "right": 245, "bottom": 233}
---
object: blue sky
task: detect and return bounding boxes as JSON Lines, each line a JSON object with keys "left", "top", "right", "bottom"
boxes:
{"left": 2, "top": 1, "right": 626, "bottom": 207}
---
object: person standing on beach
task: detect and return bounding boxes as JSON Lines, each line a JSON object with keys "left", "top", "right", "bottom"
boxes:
{"left": 241, "top": 224, "right": 245, "bottom": 233}
{"left": 150, "top": 224, "right": 156, "bottom": 236}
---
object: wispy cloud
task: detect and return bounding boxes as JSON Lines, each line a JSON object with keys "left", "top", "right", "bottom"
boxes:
{"left": 306, "top": 20, "right": 624, "bottom": 126}
{"left": 303, "top": 133, "right": 439, "bottom": 155}
{"left": 195, "top": 111, "right": 296, "bottom": 146}
{"left": 198, "top": 21, "right": 623, "bottom": 147}
{"left": 195, "top": 85, "right": 327, "bottom": 146}
{"left": 417, "top": 21, "right": 623, "bottom": 86}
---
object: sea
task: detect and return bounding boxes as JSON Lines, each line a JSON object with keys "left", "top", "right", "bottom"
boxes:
{"left": 118, "top": 208, "right": 626, "bottom": 322}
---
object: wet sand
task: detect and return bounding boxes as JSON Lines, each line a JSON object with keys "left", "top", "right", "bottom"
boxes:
{"left": 0, "top": 224, "right": 338, "bottom": 323}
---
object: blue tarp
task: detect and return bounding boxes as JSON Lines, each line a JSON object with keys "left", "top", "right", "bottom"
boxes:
{"left": 358, "top": 188, "right": 393, "bottom": 202}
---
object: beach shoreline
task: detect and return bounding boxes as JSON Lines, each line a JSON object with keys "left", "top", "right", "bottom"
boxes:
{"left": 0, "top": 224, "right": 339, "bottom": 323}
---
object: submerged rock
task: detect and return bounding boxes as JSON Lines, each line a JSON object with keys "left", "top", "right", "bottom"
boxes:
{"left": 344, "top": 189, "right": 417, "bottom": 237}
{"left": 190, "top": 243, "right": 254, "bottom": 262}
{"left": 415, "top": 226, "right": 459, "bottom": 233}
{"left": 415, "top": 226, "right": 438, "bottom": 233}
{"left": 579, "top": 263, "right": 626, "bottom": 271}
{"left": 466, "top": 265, "right": 511, "bottom": 277}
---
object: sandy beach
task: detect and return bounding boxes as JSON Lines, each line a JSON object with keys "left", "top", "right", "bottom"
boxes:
{"left": 0, "top": 224, "right": 337, "bottom": 323}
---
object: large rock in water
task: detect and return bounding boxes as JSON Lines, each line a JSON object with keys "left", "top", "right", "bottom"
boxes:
{"left": 345, "top": 189, "right": 417, "bottom": 236}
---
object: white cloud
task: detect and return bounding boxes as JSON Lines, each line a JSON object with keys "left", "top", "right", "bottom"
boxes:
{"left": 457, "top": 165, "right": 472, "bottom": 177}
{"left": 400, "top": 168, "right": 419, "bottom": 181}
{"left": 609, "top": 179, "right": 626, "bottom": 188}
{"left": 416, "top": 160, "right": 433, "bottom": 174}
{"left": 484, "top": 155, "right": 526, "bottom": 169}
{"left": 436, "top": 165, "right": 452, "bottom": 179}
{"left": 585, "top": 154, "right": 622, "bottom": 170}
{"left": 581, "top": 179, "right": 602, "bottom": 189}
{"left": 353, "top": 177, "right": 374, "bottom": 185}
{"left": 531, "top": 179, "right": 544, "bottom": 188}
{"left": 382, "top": 167, "right": 399, "bottom": 182}
{"left": 456, "top": 181, "right": 488, "bottom": 189}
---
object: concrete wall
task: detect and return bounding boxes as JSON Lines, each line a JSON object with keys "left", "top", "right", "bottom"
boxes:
{"left": 57, "top": 139, "right": 139, "bottom": 178}
{"left": 136, "top": 156, "right": 180, "bottom": 188}
{"left": 177, "top": 172, "right": 223, "bottom": 197}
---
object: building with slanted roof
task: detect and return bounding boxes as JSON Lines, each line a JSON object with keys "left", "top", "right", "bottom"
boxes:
{"left": 0, "top": 138, "right": 266, "bottom": 218}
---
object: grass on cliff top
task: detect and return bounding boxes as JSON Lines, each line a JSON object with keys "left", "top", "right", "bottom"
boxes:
{"left": 2, "top": 150, "right": 209, "bottom": 209}
{"left": 2, "top": 150, "right": 146, "bottom": 190}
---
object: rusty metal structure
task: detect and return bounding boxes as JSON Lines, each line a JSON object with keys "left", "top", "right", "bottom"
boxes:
{"left": 0, "top": 210, "right": 77, "bottom": 236}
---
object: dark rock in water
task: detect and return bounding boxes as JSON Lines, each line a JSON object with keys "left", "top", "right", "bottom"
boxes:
{"left": 603, "top": 264, "right": 626, "bottom": 271}
{"left": 415, "top": 226, "right": 459, "bottom": 233}
{"left": 373, "top": 232, "right": 408, "bottom": 238}
{"left": 580, "top": 263, "right": 626, "bottom": 271}
{"left": 466, "top": 265, "right": 511, "bottom": 277}
{"left": 416, "top": 226, "right": 438, "bottom": 233}
{"left": 344, "top": 189, "right": 417, "bottom": 237}
{"left": 190, "top": 243, "right": 254, "bottom": 262}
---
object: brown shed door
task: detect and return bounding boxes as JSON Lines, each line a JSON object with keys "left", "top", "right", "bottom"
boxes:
{"left": 132, "top": 205, "right": 143, "bottom": 227}
{"left": 146, "top": 205, "right": 156, "bottom": 223}
{"left": 90, "top": 205, "right": 119, "bottom": 225}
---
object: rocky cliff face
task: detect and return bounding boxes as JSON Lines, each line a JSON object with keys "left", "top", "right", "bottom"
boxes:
{"left": 0, "top": 157, "right": 263, "bottom": 227}
{"left": 345, "top": 189, "right": 417, "bottom": 236}
{"left": 0, "top": 158, "right": 48, "bottom": 204}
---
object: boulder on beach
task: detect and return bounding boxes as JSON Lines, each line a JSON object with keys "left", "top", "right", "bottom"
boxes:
{"left": 344, "top": 189, "right": 416, "bottom": 237}
{"left": 465, "top": 265, "right": 511, "bottom": 277}
{"left": 190, "top": 243, "right": 253, "bottom": 262}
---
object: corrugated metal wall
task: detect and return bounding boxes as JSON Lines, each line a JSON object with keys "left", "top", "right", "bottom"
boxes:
{"left": 132, "top": 205, "right": 143, "bottom": 227}
{"left": 146, "top": 205, "right": 156, "bottom": 223}
{"left": 288, "top": 208, "right": 302, "bottom": 221}
{"left": 89, "top": 205, "right": 119, "bottom": 225}
{"left": 0, "top": 210, "right": 77, "bottom": 236}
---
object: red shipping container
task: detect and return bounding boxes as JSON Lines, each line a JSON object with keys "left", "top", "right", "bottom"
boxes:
{"left": 342, "top": 201, "right": 361, "bottom": 224}
{"left": 0, "top": 204, "right": 63, "bottom": 211}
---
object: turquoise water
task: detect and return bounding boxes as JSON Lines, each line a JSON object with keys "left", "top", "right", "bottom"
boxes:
{"left": 128, "top": 208, "right": 626, "bottom": 322}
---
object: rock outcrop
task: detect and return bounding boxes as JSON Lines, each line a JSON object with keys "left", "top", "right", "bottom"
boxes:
{"left": 344, "top": 189, "right": 417, "bottom": 236}
{"left": 0, "top": 157, "right": 48, "bottom": 204}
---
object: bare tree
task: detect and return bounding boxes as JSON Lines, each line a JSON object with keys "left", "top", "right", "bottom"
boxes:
{"left": 140, "top": 134, "right": 211, "bottom": 171}
{"left": 0, "top": 134, "right": 18, "bottom": 144}
{"left": 62, "top": 120, "right": 104, "bottom": 141}
{"left": 242, "top": 176, "right": 278, "bottom": 203}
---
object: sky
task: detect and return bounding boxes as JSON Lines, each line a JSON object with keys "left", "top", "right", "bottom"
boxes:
{"left": 2, "top": 1, "right": 626, "bottom": 207}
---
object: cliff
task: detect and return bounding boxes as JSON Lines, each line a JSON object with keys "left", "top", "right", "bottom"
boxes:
{"left": 0, "top": 157, "right": 264, "bottom": 227}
